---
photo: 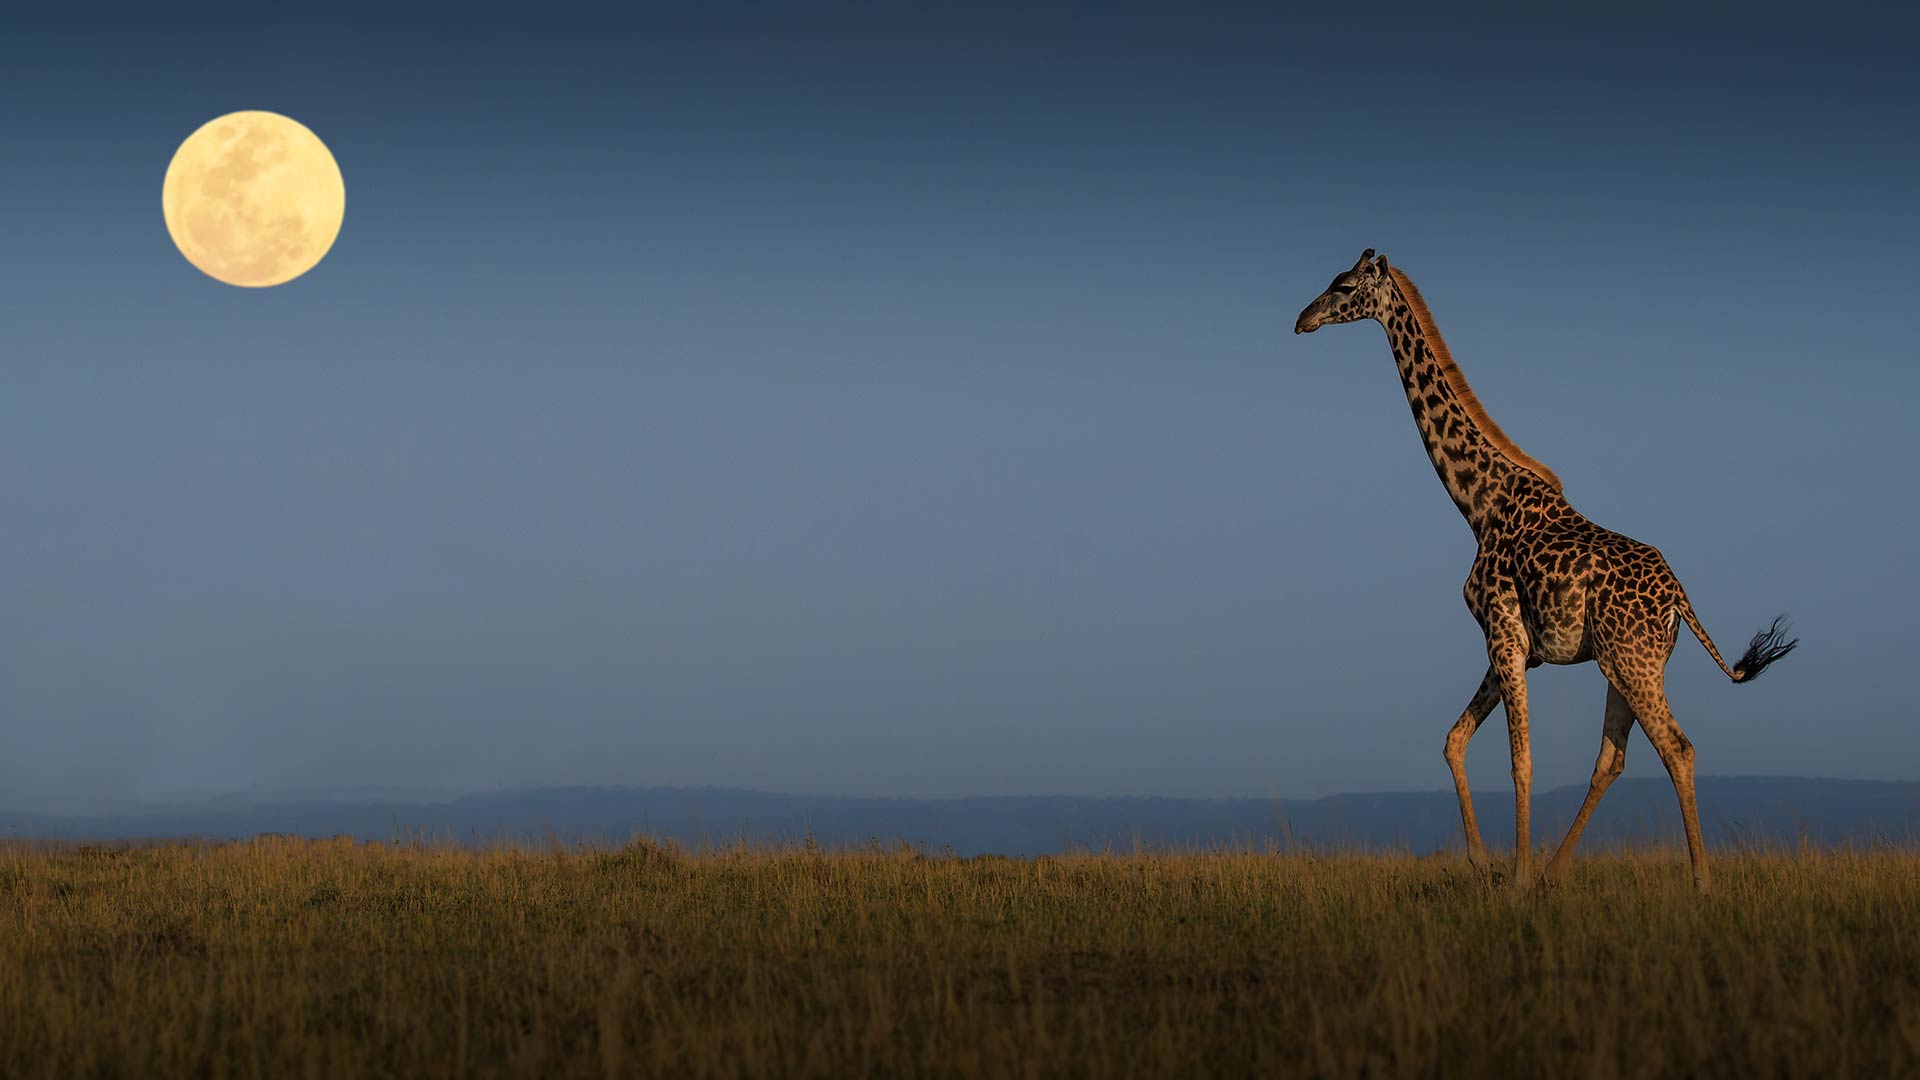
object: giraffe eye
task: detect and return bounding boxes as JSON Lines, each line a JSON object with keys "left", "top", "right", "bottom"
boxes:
{"left": 1332, "top": 282, "right": 1357, "bottom": 293}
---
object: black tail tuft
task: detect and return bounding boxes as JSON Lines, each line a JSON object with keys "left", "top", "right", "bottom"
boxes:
{"left": 1732, "top": 615, "right": 1798, "bottom": 683}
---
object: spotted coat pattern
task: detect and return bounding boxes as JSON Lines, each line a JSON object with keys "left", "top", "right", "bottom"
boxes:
{"left": 1293, "top": 249, "right": 1795, "bottom": 894}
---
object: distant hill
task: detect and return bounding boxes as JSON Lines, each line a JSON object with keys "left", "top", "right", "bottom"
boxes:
{"left": 4, "top": 778, "right": 1916, "bottom": 856}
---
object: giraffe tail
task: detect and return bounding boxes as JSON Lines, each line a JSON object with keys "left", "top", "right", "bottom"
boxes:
{"left": 1677, "top": 600, "right": 1798, "bottom": 684}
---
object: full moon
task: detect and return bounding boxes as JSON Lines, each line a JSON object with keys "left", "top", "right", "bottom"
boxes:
{"left": 162, "top": 111, "right": 345, "bottom": 288}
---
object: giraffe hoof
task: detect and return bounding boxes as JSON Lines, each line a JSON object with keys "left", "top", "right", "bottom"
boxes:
{"left": 1536, "top": 858, "right": 1571, "bottom": 890}
{"left": 1505, "top": 857, "right": 1539, "bottom": 895}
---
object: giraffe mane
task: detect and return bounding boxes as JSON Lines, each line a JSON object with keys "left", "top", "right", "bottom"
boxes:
{"left": 1386, "top": 267, "right": 1563, "bottom": 493}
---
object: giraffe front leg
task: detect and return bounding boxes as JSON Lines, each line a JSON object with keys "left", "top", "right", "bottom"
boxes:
{"left": 1444, "top": 666, "right": 1501, "bottom": 869}
{"left": 1486, "top": 608, "right": 1533, "bottom": 889}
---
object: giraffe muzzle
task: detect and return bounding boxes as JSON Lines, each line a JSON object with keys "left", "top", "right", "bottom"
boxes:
{"left": 1294, "top": 304, "right": 1326, "bottom": 335}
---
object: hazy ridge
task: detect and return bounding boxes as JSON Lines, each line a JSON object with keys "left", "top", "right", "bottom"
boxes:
{"left": 5, "top": 776, "right": 1916, "bottom": 855}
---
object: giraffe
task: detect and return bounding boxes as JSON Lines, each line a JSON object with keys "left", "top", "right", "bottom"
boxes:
{"left": 1292, "top": 249, "right": 1797, "bottom": 894}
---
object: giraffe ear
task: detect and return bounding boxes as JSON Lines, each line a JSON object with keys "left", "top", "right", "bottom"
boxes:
{"left": 1372, "top": 253, "right": 1389, "bottom": 276}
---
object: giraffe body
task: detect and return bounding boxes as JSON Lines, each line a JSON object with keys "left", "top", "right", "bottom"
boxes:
{"left": 1295, "top": 249, "right": 1796, "bottom": 893}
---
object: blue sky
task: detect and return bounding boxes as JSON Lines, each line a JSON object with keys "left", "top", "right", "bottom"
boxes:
{"left": 1, "top": 5, "right": 1915, "bottom": 811}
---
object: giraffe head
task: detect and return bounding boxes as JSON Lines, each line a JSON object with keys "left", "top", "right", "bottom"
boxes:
{"left": 1294, "top": 248, "right": 1392, "bottom": 334}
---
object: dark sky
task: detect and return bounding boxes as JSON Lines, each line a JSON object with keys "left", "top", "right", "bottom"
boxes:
{"left": 2, "top": 5, "right": 1915, "bottom": 812}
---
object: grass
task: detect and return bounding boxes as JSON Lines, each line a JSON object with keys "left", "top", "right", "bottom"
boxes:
{"left": 2, "top": 839, "right": 1917, "bottom": 1078}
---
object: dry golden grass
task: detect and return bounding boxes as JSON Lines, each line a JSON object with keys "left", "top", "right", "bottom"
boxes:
{"left": 2, "top": 838, "right": 1917, "bottom": 1077}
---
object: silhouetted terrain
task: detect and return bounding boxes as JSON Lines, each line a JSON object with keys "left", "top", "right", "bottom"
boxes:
{"left": 4, "top": 777, "right": 1915, "bottom": 855}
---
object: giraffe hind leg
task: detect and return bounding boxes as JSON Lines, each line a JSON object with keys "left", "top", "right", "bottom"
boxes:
{"left": 1622, "top": 681, "right": 1710, "bottom": 894}
{"left": 1541, "top": 684, "right": 1633, "bottom": 887}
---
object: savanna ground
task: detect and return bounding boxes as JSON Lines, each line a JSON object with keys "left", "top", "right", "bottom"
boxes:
{"left": 1, "top": 839, "right": 1917, "bottom": 1078}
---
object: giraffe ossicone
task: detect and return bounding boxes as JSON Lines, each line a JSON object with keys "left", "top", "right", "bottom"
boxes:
{"left": 1294, "top": 248, "right": 1797, "bottom": 894}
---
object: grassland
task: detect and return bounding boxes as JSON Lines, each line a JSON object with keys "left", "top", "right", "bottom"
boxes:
{"left": 2, "top": 839, "right": 1916, "bottom": 1078}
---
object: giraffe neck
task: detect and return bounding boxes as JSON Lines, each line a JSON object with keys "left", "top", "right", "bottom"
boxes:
{"left": 1379, "top": 270, "right": 1561, "bottom": 540}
